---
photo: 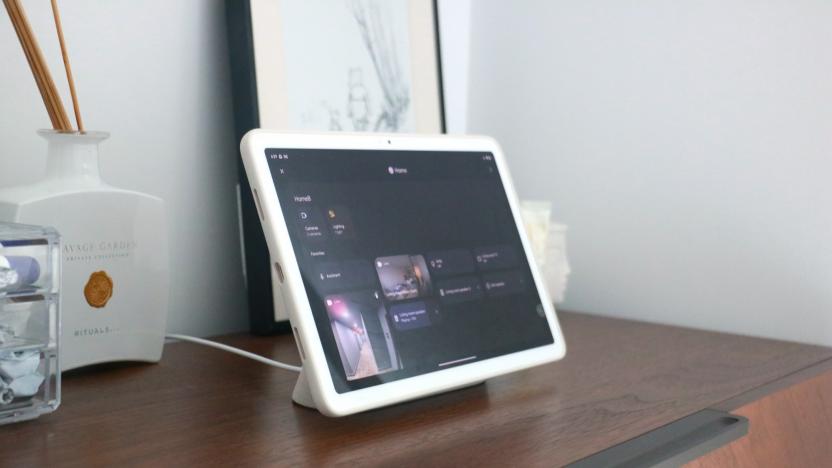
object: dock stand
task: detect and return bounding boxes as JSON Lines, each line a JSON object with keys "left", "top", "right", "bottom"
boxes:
{"left": 292, "top": 368, "right": 317, "bottom": 409}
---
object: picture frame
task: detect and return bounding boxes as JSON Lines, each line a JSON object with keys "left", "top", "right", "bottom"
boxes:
{"left": 226, "top": 0, "right": 446, "bottom": 334}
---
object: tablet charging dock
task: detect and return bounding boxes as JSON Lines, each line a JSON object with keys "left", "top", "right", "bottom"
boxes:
{"left": 291, "top": 368, "right": 317, "bottom": 409}
{"left": 291, "top": 367, "right": 487, "bottom": 412}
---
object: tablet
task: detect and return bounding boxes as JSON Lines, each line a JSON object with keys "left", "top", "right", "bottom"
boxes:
{"left": 241, "top": 131, "right": 566, "bottom": 416}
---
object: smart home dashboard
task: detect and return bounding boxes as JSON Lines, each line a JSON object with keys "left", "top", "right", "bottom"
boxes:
{"left": 267, "top": 148, "right": 554, "bottom": 393}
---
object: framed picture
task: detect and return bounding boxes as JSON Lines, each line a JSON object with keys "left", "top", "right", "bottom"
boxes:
{"left": 226, "top": 0, "right": 446, "bottom": 334}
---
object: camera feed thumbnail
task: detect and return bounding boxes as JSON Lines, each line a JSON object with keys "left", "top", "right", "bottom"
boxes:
{"left": 325, "top": 291, "right": 401, "bottom": 381}
{"left": 375, "top": 255, "right": 433, "bottom": 301}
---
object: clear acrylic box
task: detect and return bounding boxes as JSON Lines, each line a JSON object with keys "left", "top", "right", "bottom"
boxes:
{"left": 0, "top": 222, "right": 60, "bottom": 424}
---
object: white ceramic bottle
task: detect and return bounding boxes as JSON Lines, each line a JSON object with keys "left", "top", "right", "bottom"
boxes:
{"left": 0, "top": 130, "right": 168, "bottom": 370}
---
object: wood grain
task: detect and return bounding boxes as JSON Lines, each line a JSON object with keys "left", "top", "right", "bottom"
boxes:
{"left": 1, "top": 312, "right": 830, "bottom": 467}
{"left": 685, "top": 368, "right": 832, "bottom": 468}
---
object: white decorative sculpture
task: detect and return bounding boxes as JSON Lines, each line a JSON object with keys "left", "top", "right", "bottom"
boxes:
{"left": 520, "top": 201, "right": 571, "bottom": 304}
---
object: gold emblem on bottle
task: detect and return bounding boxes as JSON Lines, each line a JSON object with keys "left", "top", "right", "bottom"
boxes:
{"left": 84, "top": 271, "right": 113, "bottom": 308}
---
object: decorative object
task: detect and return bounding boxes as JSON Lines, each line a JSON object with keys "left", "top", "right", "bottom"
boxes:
{"left": 226, "top": 0, "right": 446, "bottom": 334}
{"left": 245, "top": 0, "right": 444, "bottom": 132}
{"left": 0, "top": 221, "right": 61, "bottom": 424}
{"left": 0, "top": 132, "right": 169, "bottom": 370}
{"left": 544, "top": 222, "right": 570, "bottom": 304}
{"left": 520, "top": 201, "right": 571, "bottom": 304}
{"left": 0, "top": 1, "right": 169, "bottom": 370}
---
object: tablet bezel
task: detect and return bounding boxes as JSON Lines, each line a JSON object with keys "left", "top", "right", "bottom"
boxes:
{"left": 241, "top": 130, "right": 566, "bottom": 416}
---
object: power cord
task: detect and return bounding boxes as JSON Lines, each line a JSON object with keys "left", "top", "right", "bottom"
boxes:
{"left": 165, "top": 334, "right": 302, "bottom": 373}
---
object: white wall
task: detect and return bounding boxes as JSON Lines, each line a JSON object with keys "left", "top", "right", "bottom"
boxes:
{"left": 467, "top": 1, "right": 832, "bottom": 344}
{"left": 0, "top": 1, "right": 247, "bottom": 336}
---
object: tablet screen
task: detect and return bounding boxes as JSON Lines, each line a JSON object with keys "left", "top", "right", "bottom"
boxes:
{"left": 266, "top": 148, "right": 555, "bottom": 392}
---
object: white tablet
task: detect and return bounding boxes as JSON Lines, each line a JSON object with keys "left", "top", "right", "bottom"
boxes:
{"left": 240, "top": 130, "right": 566, "bottom": 416}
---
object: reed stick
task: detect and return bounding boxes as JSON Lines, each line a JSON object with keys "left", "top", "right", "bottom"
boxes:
{"left": 6, "top": 0, "right": 70, "bottom": 130}
{"left": 3, "top": 0, "right": 71, "bottom": 130}
{"left": 4, "top": 0, "right": 58, "bottom": 128}
{"left": 50, "top": 0, "right": 82, "bottom": 132}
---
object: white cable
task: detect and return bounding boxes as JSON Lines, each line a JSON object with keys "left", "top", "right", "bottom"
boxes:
{"left": 165, "top": 334, "right": 302, "bottom": 372}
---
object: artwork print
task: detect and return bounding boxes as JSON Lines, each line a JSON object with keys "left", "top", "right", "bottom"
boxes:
{"left": 279, "top": 0, "right": 415, "bottom": 132}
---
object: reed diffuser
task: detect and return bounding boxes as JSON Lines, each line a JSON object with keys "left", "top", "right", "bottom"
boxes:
{"left": 0, "top": 0, "right": 169, "bottom": 370}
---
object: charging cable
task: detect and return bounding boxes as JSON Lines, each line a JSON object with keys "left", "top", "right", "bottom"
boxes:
{"left": 165, "top": 334, "right": 302, "bottom": 373}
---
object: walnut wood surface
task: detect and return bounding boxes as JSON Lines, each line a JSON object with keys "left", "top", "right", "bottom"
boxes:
{"left": 2, "top": 312, "right": 831, "bottom": 467}
{"left": 685, "top": 368, "right": 832, "bottom": 468}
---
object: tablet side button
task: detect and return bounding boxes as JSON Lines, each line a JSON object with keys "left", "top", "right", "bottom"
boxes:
{"left": 252, "top": 188, "right": 264, "bottom": 220}
{"left": 292, "top": 327, "right": 306, "bottom": 361}
{"left": 274, "top": 261, "right": 285, "bottom": 283}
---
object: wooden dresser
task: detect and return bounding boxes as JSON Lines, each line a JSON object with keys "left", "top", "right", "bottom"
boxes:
{"left": 2, "top": 311, "right": 830, "bottom": 467}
